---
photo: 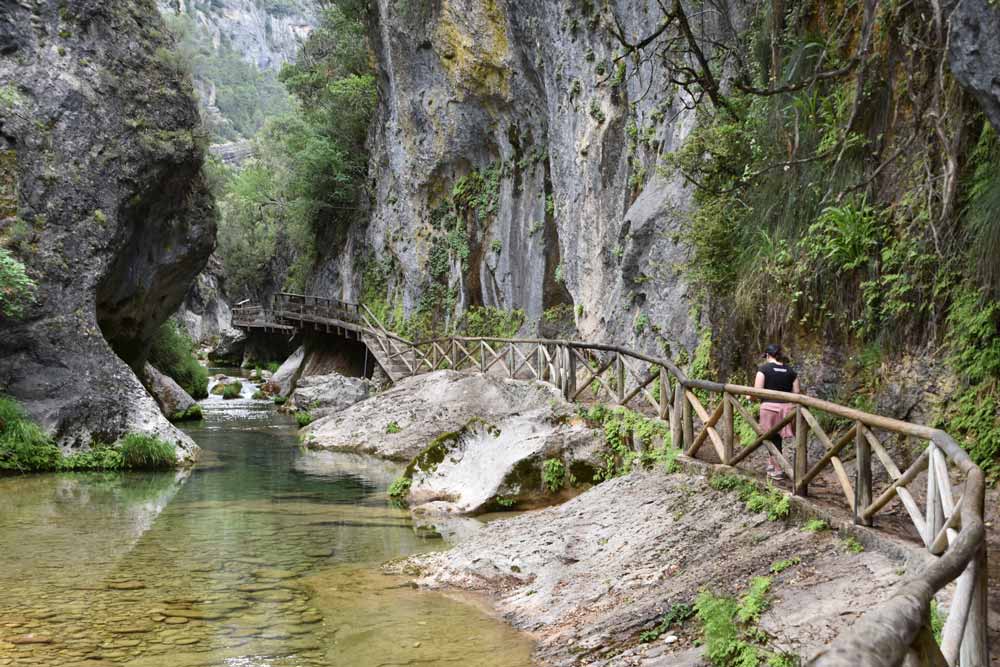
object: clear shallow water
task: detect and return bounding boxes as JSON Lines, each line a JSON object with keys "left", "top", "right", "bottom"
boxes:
{"left": 0, "top": 380, "right": 534, "bottom": 666}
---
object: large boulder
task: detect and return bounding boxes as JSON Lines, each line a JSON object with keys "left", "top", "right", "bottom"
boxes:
{"left": 0, "top": 0, "right": 215, "bottom": 459}
{"left": 264, "top": 345, "right": 305, "bottom": 396}
{"left": 208, "top": 328, "right": 246, "bottom": 366}
{"left": 302, "top": 370, "right": 575, "bottom": 461}
{"left": 290, "top": 372, "right": 371, "bottom": 419}
{"left": 142, "top": 364, "right": 199, "bottom": 421}
{"left": 400, "top": 413, "right": 603, "bottom": 514}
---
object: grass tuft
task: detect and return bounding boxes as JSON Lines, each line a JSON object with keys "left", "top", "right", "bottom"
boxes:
{"left": 119, "top": 433, "right": 177, "bottom": 470}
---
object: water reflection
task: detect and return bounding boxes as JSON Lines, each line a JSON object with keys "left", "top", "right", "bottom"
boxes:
{"left": 0, "top": 385, "right": 533, "bottom": 666}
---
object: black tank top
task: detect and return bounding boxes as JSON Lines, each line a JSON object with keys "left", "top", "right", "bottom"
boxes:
{"left": 759, "top": 362, "right": 797, "bottom": 401}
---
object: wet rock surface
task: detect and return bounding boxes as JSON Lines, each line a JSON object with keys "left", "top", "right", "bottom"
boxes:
{"left": 290, "top": 373, "right": 370, "bottom": 419}
{"left": 0, "top": 0, "right": 214, "bottom": 457}
{"left": 302, "top": 369, "right": 576, "bottom": 461}
{"left": 948, "top": 0, "right": 1000, "bottom": 133}
{"left": 393, "top": 469, "right": 915, "bottom": 666}
{"left": 404, "top": 413, "right": 602, "bottom": 514}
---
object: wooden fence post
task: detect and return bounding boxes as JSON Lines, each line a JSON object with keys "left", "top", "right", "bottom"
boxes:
{"left": 671, "top": 378, "right": 683, "bottom": 450}
{"left": 722, "top": 393, "right": 734, "bottom": 465}
{"left": 616, "top": 353, "right": 625, "bottom": 404}
{"left": 794, "top": 407, "right": 808, "bottom": 497}
{"left": 479, "top": 340, "right": 486, "bottom": 373}
{"left": 659, "top": 366, "right": 669, "bottom": 422}
{"left": 553, "top": 344, "right": 562, "bottom": 393}
{"left": 682, "top": 390, "right": 694, "bottom": 450}
{"left": 854, "top": 421, "right": 873, "bottom": 526}
{"left": 566, "top": 347, "right": 577, "bottom": 399}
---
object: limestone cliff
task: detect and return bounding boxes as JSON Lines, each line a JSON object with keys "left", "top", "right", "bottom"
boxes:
{"left": 315, "top": 0, "right": 721, "bottom": 361}
{"left": 0, "top": 0, "right": 216, "bottom": 458}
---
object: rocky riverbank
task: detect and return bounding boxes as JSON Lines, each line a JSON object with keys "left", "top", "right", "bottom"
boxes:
{"left": 390, "top": 468, "right": 919, "bottom": 667}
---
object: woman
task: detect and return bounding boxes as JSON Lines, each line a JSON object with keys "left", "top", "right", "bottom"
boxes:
{"left": 754, "top": 344, "right": 800, "bottom": 480}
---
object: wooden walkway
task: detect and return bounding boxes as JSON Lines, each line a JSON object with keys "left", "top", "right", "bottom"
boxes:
{"left": 233, "top": 292, "right": 989, "bottom": 667}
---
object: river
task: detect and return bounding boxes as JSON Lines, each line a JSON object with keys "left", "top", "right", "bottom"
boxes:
{"left": 0, "top": 374, "right": 534, "bottom": 666}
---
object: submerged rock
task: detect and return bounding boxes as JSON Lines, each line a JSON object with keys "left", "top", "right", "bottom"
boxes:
{"left": 402, "top": 414, "right": 602, "bottom": 514}
{"left": 0, "top": 0, "right": 215, "bottom": 459}
{"left": 290, "top": 373, "right": 370, "bottom": 419}
{"left": 302, "top": 370, "right": 575, "bottom": 462}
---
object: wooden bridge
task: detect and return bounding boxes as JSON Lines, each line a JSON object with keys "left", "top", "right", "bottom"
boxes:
{"left": 233, "top": 292, "right": 989, "bottom": 667}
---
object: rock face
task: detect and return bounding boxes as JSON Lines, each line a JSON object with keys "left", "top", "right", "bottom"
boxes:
{"left": 0, "top": 1, "right": 215, "bottom": 459}
{"left": 177, "top": 254, "right": 232, "bottom": 344}
{"left": 143, "top": 364, "right": 197, "bottom": 420}
{"left": 403, "top": 414, "right": 603, "bottom": 514}
{"left": 290, "top": 373, "right": 370, "bottom": 419}
{"left": 394, "top": 469, "right": 914, "bottom": 666}
{"left": 159, "top": 0, "right": 316, "bottom": 73}
{"left": 948, "top": 0, "right": 1000, "bottom": 133}
{"left": 315, "top": 0, "right": 704, "bottom": 359}
{"left": 208, "top": 328, "right": 247, "bottom": 366}
{"left": 303, "top": 370, "right": 575, "bottom": 461}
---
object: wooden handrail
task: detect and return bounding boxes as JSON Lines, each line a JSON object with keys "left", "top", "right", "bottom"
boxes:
{"left": 228, "top": 296, "right": 989, "bottom": 665}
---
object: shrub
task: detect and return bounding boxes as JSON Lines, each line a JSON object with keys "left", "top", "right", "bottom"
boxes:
{"left": 170, "top": 404, "right": 203, "bottom": 422}
{"left": 252, "top": 390, "right": 266, "bottom": 400}
{"left": 803, "top": 518, "right": 828, "bottom": 533}
{"left": 148, "top": 320, "right": 209, "bottom": 399}
{"left": 222, "top": 382, "right": 243, "bottom": 399}
{"left": 542, "top": 458, "right": 566, "bottom": 492}
{"left": 295, "top": 411, "right": 314, "bottom": 427}
{"left": 388, "top": 475, "right": 411, "bottom": 499}
{"left": 274, "top": 395, "right": 288, "bottom": 405}
{"left": 0, "top": 396, "right": 61, "bottom": 473}
{"left": 0, "top": 248, "right": 37, "bottom": 319}
{"left": 119, "top": 433, "right": 176, "bottom": 470}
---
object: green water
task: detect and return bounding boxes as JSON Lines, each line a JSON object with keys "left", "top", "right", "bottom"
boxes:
{"left": 0, "top": 387, "right": 534, "bottom": 666}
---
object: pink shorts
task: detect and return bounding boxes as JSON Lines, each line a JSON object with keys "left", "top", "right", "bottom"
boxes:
{"left": 760, "top": 402, "right": 796, "bottom": 439}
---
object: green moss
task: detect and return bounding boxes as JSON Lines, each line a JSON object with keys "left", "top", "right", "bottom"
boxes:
{"left": 386, "top": 421, "right": 402, "bottom": 434}
{"left": 295, "top": 411, "right": 314, "bottom": 428}
{"left": 170, "top": 404, "right": 203, "bottom": 422}
{"left": 388, "top": 475, "right": 411, "bottom": 499}
{"left": 709, "top": 474, "right": 790, "bottom": 521}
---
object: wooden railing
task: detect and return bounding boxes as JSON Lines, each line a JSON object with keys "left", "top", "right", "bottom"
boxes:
{"left": 229, "top": 299, "right": 990, "bottom": 666}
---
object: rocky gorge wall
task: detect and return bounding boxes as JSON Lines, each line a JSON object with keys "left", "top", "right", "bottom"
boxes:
{"left": 0, "top": 0, "right": 215, "bottom": 457}
{"left": 313, "top": 0, "right": 712, "bottom": 361}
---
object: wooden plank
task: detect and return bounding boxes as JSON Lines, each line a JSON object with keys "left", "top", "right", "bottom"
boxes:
{"left": 619, "top": 356, "right": 659, "bottom": 411}
{"left": 685, "top": 391, "right": 725, "bottom": 460}
{"left": 659, "top": 366, "right": 670, "bottom": 422}
{"left": 929, "top": 494, "right": 963, "bottom": 555}
{"left": 855, "top": 421, "right": 873, "bottom": 526}
{"left": 932, "top": 446, "right": 955, "bottom": 518}
{"left": 571, "top": 355, "right": 615, "bottom": 401}
{"left": 722, "top": 393, "right": 734, "bottom": 465}
{"left": 795, "top": 425, "right": 855, "bottom": 493}
{"left": 671, "top": 379, "right": 683, "bottom": 451}
{"left": 862, "top": 449, "right": 930, "bottom": 530}
{"left": 728, "top": 411, "right": 796, "bottom": 467}
{"left": 565, "top": 347, "right": 577, "bottom": 399}
{"left": 794, "top": 406, "right": 808, "bottom": 497}
{"left": 926, "top": 444, "right": 943, "bottom": 546}
{"left": 764, "top": 440, "right": 793, "bottom": 479}
{"left": 799, "top": 407, "right": 836, "bottom": 451}
{"left": 830, "top": 457, "right": 856, "bottom": 508}
{"left": 730, "top": 396, "right": 764, "bottom": 437}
